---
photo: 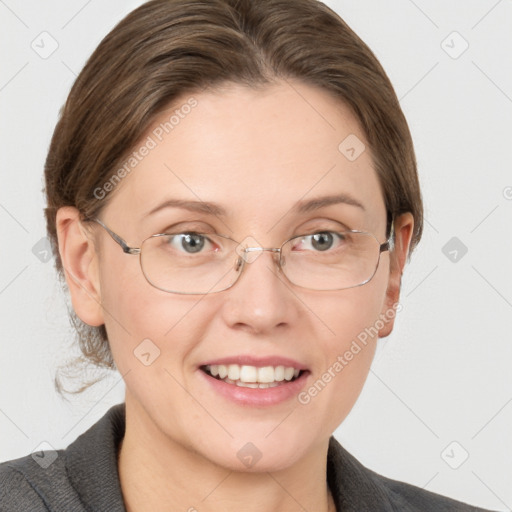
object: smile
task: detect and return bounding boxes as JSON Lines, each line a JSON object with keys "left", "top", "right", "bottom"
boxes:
{"left": 201, "top": 364, "right": 303, "bottom": 388}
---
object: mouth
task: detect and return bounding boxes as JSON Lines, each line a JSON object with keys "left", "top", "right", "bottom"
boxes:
{"left": 200, "top": 364, "right": 306, "bottom": 389}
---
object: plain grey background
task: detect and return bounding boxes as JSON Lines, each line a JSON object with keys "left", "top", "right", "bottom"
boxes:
{"left": 0, "top": 0, "right": 511, "bottom": 510}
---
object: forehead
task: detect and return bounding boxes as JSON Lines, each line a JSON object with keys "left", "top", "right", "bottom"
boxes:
{"left": 106, "top": 80, "right": 386, "bottom": 231}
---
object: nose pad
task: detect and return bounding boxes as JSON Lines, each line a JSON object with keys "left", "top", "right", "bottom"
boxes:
{"left": 234, "top": 249, "right": 284, "bottom": 275}
{"left": 234, "top": 256, "right": 244, "bottom": 273}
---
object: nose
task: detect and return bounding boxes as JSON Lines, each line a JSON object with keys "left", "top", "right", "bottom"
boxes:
{"left": 220, "top": 249, "right": 299, "bottom": 335}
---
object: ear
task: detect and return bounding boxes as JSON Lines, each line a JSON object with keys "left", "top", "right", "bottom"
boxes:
{"left": 378, "top": 212, "right": 414, "bottom": 338}
{"left": 56, "top": 206, "right": 105, "bottom": 327}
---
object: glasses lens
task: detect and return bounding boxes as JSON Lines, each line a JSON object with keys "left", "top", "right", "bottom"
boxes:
{"left": 281, "top": 231, "right": 382, "bottom": 290}
{"left": 140, "top": 233, "right": 240, "bottom": 294}
{"left": 139, "top": 230, "right": 384, "bottom": 294}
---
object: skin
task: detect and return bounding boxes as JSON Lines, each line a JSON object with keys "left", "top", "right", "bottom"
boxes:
{"left": 56, "top": 80, "right": 414, "bottom": 512}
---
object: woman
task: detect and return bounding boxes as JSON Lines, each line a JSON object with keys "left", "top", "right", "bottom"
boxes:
{"left": 0, "top": 0, "right": 497, "bottom": 510}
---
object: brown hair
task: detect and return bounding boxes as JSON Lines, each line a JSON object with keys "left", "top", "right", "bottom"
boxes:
{"left": 45, "top": 0, "right": 423, "bottom": 392}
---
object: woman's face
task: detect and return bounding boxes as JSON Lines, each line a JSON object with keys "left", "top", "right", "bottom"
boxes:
{"left": 68, "top": 80, "right": 411, "bottom": 471}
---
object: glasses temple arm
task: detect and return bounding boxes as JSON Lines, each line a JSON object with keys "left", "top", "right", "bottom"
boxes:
{"left": 92, "top": 218, "right": 140, "bottom": 255}
{"left": 380, "top": 217, "right": 395, "bottom": 253}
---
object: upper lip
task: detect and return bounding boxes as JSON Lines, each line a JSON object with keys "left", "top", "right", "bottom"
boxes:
{"left": 199, "top": 355, "right": 307, "bottom": 371}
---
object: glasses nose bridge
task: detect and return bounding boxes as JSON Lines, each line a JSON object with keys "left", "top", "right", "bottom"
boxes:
{"left": 235, "top": 245, "right": 282, "bottom": 273}
{"left": 244, "top": 246, "right": 281, "bottom": 254}
{"left": 242, "top": 246, "right": 281, "bottom": 262}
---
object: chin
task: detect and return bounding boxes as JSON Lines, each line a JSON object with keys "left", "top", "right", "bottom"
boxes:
{"left": 197, "top": 427, "right": 322, "bottom": 473}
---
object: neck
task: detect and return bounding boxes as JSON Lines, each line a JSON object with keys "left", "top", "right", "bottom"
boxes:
{"left": 118, "top": 397, "right": 336, "bottom": 512}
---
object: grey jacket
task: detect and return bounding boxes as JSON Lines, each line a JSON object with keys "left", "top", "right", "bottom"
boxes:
{"left": 0, "top": 403, "right": 495, "bottom": 511}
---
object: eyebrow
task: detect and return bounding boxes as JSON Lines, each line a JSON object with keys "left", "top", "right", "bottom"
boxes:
{"left": 145, "top": 193, "right": 365, "bottom": 218}
{"left": 294, "top": 193, "right": 365, "bottom": 213}
{"left": 146, "top": 198, "right": 227, "bottom": 217}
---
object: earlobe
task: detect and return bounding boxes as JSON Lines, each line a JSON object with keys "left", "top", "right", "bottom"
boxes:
{"left": 378, "top": 212, "right": 414, "bottom": 338}
{"left": 56, "top": 206, "right": 105, "bottom": 327}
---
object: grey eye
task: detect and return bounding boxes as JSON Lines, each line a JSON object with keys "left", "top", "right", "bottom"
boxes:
{"left": 291, "top": 231, "right": 347, "bottom": 253}
{"left": 169, "top": 233, "right": 207, "bottom": 253}
{"left": 311, "top": 232, "right": 334, "bottom": 251}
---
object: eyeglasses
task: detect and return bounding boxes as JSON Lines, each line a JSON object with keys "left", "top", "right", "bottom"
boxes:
{"left": 89, "top": 217, "right": 394, "bottom": 295}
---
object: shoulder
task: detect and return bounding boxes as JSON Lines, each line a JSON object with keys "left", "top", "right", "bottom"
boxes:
{"left": 0, "top": 403, "right": 126, "bottom": 512}
{"left": 369, "top": 469, "right": 492, "bottom": 511}
{"left": 0, "top": 451, "right": 68, "bottom": 511}
{"left": 327, "top": 436, "right": 496, "bottom": 511}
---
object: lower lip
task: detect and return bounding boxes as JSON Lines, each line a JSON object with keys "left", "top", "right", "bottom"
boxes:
{"left": 199, "top": 369, "right": 309, "bottom": 407}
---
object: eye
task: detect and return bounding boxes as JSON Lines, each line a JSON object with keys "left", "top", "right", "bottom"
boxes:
{"left": 292, "top": 231, "right": 347, "bottom": 252}
{"left": 167, "top": 233, "right": 215, "bottom": 254}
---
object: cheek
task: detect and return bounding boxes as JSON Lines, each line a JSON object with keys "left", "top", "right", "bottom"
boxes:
{"left": 310, "top": 265, "right": 388, "bottom": 346}
{"left": 298, "top": 270, "right": 388, "bottom": 426}
{"left": 98, "top": 267, "right": 221, "bottom": 438}
{"left": 97, "top": 255, "right": 216, "bottom": 374}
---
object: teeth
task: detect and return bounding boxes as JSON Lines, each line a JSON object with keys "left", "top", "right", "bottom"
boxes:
{"left": 204, "top": 364, "right": 302, "bottom": 385}
{"left": 239, "top": 365, "right": 258, "bottom": 383}
{"left": 283, "top": 367, "right": 295, "bottom": 381}
{"left": 218, "top": 364, "right": 228, "bottom": 379}
{"left": 257, "top": 366, "right": 275, "bottom": 383}
{"left": 236, "top": 381, "right": 259, "bottom": 388}
{"left": 227, "top": 364, "right": 240, "bottom": 380}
